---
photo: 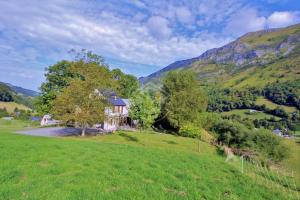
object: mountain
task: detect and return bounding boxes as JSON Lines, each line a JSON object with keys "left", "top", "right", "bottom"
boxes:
{"left": 0, "top": 82, "right": 38, "bottom": 109}
{"left": 1, "top": 82, "right": 38, "bottom": 97}
{"left": 141, "top": 23, "right": 300, "bottom": 89}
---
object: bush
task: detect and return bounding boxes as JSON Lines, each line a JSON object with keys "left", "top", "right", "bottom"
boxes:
{"left": 252, "top": 129, "right": 289, "bottom": 162}
{"left": 179, "top": 123, "right": 202, "bottom": 138}
{"left": 0, "top": 108, "right": 9, "bottom": 118}
{"left": 197, "top": 112, "right": 221, "bottom": 130}
{"left": 212, "top": 120, "right": 253, "bottom": 148}
{"left": 211, "top": 119, "right": 289, "bottom": 162}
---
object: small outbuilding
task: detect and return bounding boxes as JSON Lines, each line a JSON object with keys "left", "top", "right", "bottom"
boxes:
{"left": 40, "top": 115, "right": 60, "bottom": 126}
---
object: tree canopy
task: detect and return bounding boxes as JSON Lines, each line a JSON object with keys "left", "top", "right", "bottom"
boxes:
{"left": 129, "top": 91, "right": 160, "bottom": 129}
{"left": 161, "top": 70, "right": 207, "bottom": 129}
{"left": 52, "top": 61, "right": 117, "bottom": 136}
{"left": 35, "top": 50, "right": 139, "bottom": 115}
{"left": 111, "top": 69, "right": 139, "bottom": 98}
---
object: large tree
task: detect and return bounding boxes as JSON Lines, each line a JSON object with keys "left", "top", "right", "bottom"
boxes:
{"left": 161, "top": 70, "right": 207, "bottom": 129}
{"left": 52, "top": 61, "right": 117, "bottom": 136}
{"left": 111, "top": 69, "right": 139, "bottom": 98}
{"left": 34, "top": 60, "right": 73, "bottom": 115}
{"left": 129, "top": 92, "right": 160, "bottom": 129}
{"left": 35, "top": 50, "right": 108, "bottom": 115}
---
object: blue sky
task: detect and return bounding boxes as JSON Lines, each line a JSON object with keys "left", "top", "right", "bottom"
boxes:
{"left": 0, "top": 0, "right": 300, "bottom": 90}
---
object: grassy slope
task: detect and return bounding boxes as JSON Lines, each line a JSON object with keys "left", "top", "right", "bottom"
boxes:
{"left": 222, "top": 53, "right": 300, "bottom": 89}
{"left": 255, "top": 97, "right": 297, "bottom": 113}
{"left": 221, "top": 109, "right": 281, "bottom": 121}
{"left": 1, "top": 120, "right": 299, "bottom": 199}
{"left": 0, "top": 101, "right": 31, "bottom": 113}
{"left": 281, "top": 139, "right": 300, "bottom": 180}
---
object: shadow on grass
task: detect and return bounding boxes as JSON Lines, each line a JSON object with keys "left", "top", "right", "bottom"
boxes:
{"left": 119, "top": 132, "right": 139, "bottom": 142}
{"left": 163, "top": 140, "right": 178, "bottom": 145}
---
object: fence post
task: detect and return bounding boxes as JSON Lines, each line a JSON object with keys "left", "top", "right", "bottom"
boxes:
{"left": 241, "top": 156, "right": 244, "bottom": 174}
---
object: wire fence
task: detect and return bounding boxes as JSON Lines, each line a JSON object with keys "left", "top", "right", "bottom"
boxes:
{"left": 235, "top": 156, "right": 300, "bottom": 200}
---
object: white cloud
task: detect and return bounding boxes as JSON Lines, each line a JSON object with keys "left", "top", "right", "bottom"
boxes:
{"left": 224, "top": 8, "right": 267, "bottom": 36}
{"left": 146, "top": 16, "right": 172, "bottom": 39}
{"left": 3, "top": 0, "right": 299, "bottom": 90}
{"left": 267, "top": 11, "right": 300, "bottom": 28}
{"left": 175, "top": 6, "right": 194, "bottom": 24}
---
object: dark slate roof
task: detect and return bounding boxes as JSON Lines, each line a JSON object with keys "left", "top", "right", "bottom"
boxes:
{"left": 109, "top": 95, "right": 126, "bottom": 106}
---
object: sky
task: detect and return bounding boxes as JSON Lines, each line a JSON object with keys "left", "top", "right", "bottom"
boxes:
{"left": 0, "top": 0, "right": 300, "bottom": 90}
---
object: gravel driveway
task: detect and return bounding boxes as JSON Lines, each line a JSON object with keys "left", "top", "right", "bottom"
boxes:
{"left": 16, "top": 127, "right": 100, "bottom": 137}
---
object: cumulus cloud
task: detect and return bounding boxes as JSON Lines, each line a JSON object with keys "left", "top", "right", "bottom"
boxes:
{"left": 267, "top": 11, "right": 300, "bottom": 28}
{"left": 146, "top": 16, "right": 172, "bottom": 39}
{"left": 224, "top": 8, "right": 300, "bottom": 37}
{"left": 0, "top": 0, "right": 299, "bottom": 90}
{"left": 224, "top": 8, "right": 267, "bottom": 36}
{"left": 175, "top": 6, "right": 194, "bottom": 24}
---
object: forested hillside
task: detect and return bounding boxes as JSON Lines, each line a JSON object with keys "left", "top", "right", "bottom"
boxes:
{"left": 0, "top": 82, "right": 35, "bottom": 109}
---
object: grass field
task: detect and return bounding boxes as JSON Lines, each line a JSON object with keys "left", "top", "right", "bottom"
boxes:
{"left": 0, "top": 120, "right": 299, "bottom": 200}
{"left": 0, "top": 101, "right": 31, "bottom": 113}
{"left": 221, "top": 109, "right": 281, "bottom": 121}
{"left": 255, "top": 97, "right": 297, "bottom": 114}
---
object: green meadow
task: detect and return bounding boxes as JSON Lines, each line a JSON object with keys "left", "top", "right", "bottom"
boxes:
{"left": 255, "top": 97, "right": 298, "bottom": 114}
{"left": 221, "top": 109, "right": 281, "bottom": 121}
{"left": 0, "top": 120, "right": 299, "bottom": 200}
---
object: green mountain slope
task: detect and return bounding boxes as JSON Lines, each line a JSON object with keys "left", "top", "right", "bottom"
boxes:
{"left": 0, "top": 82, "right": 35, "bottom": 109}
{"left": 142, "top": 23, "right": 300, "bottom": 90}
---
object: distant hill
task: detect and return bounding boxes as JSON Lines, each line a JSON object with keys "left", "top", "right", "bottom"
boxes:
{"left": 0, "top": 82, "right": 37, "bottom": 109}
{"left": 141, "top": 23, "right": 300, "bottom": 89}
{"left": 1, "top": 82, "right": 38, "bottom": 97}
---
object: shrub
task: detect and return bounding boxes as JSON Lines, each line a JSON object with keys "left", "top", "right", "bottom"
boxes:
{"left": 252, "top": 129, "right": 289, "bottom": 162}
{"left": 179, "top": 123, "right": 202, "bottom": 138}
{"left": 0, "top": 108, "right": 9, "bottom": 118}
{"left": 211, "top": 120, "right": 253, "bottom": 148}
{"left": 197, "top": 112, "right": 221, "bottom": 130}
{"left": 211, "top": 119, "right": 289, "bottom": 162}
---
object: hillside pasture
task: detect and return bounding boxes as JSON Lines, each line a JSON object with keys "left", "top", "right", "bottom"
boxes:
{"left": 221, "top": 109, "right": 281, "bottom": 121}
{"left": 255, "top": 97, "right": 298, "bottom": 113}
{"left": 0, "top": 101, "right": 31, "bottom": 113}
{"left": 0, "top": 120, "right": 299, "bottom": 199}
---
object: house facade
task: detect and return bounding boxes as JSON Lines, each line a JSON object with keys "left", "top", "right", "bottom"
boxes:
{"left": 103, "top": 94, "right": 134, "bottom": 131}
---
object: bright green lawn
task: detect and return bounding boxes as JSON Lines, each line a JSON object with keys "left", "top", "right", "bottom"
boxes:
{"left": 0, "top": 120, "right": 299, "bottom": 200}
{"left": 255, "top": 97, "right": 298, "bottom": 114}
{"left": 221, "top": 109, "right": 281, "bottom": 121}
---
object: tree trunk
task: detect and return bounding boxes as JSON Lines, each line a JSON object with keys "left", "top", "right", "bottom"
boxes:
{"left": 81, "top": 126, "right": 86, "bottom": 137}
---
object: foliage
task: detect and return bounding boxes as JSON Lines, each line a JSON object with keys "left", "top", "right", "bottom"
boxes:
{"left": 13, "top": 95, "right": 34, "bottom": 109}
{"left": 252, "top": 129, "right": 289, "bottom": 162}
{"left": 196, "top": 112, "right": 221, "bottom": 130}
{"left": 263, "top": 80, "right": 300, "bottom": 109}
{"left": 129, "top": 91, "right": 160, "bottom": 129}
{"left": 13, "top": 109, "right": 32, "bottom": 120}
{"left": 35, "top": 50, "right": 139, "bottom": 115}
{"left": 111, "top": 68, "right": 139, "bottom": 98}
{"left": 179, "top": 123, "right": 202, "bottom": 138}
{"left": 161, "top": 70, "right": 207, "bottom": 129}
{"left": 52, "top": 61, "right": 117, "bottom": 136}
{"left": 206, "top": 87, "right": 259, "bottom": 112}
{"left": 0, "top": 108, "right": 9, "bottom": 118}
{"left": 34, "top": 60, "right": 73, "bottom": 115}
{"left": 0, "top": 83, "right": 13, "bottom": 102}
{"left": 70, "top": 49, "right": 107, "bottom": 66}
{"left": 211, "top": 119, "right": 289, "bottom": 162}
